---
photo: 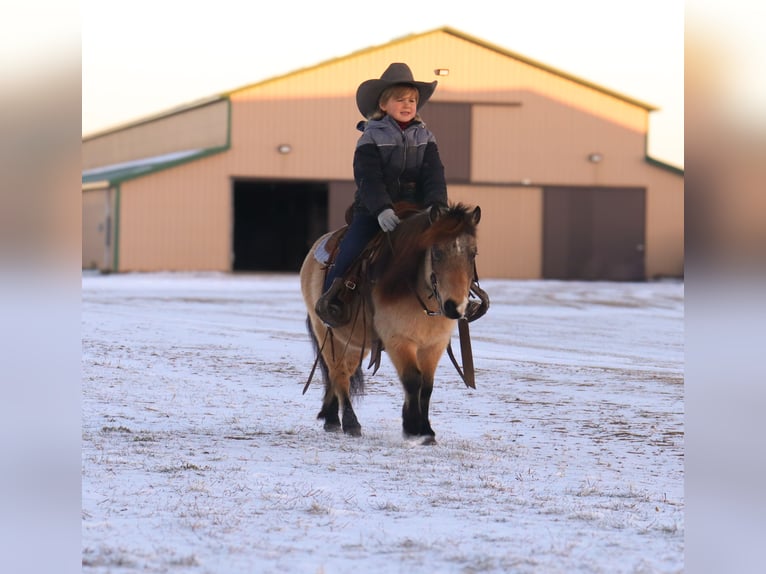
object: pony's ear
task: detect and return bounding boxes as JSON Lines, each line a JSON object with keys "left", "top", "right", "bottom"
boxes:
{"left": 471, "top": 206, "right": 482, "bottom": 225}
{"left": 428, "top": 203, "right": 445, "bottom": 223}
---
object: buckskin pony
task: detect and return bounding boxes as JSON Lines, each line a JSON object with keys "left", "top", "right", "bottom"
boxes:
{"left": 300, "top": 202, "right": 484, "bottom": 443}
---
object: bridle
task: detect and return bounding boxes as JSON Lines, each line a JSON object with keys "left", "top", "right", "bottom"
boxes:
{"left": 415, "top": 261, "right": 443, "bottom": 317}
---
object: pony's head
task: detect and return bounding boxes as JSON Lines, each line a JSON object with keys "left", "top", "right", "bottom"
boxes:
{"left": 376, "top": 202, "right": 481, "bottom": 319}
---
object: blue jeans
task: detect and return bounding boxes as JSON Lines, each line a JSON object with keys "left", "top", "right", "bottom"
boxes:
{"left": 323, "top": 213, "right": 380, "bottom": 291}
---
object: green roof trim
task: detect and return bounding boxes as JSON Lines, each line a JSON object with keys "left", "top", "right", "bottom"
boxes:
{"left": 82, "top": 98, "right": 232, "bottom": 185}
{"left": 645, "top": 155, "right": 684, "bottom": 175}
{"left": 82, "top": 145, "right": 226, "bottom": 185}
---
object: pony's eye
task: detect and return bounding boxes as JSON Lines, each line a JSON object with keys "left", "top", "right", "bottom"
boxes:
{"left": 432, "top": 248, "right": 444, "bottom": 262}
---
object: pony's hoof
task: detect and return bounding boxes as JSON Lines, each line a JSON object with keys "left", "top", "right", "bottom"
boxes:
{"left": 323, "top": 422, "right": 342, "bottom": 432}
{"left": 343, "top": 425, "right": 362, "bottom": 437}
{"left": 403, "top": 431, "right": 436, "bottom": 445}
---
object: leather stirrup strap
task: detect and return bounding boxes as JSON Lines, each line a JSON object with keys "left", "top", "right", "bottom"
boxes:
{"left": 303, "top": 327, "right": 333, "bottom": 395}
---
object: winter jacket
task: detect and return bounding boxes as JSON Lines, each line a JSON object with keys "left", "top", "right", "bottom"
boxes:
{"left": 351, "top": 114, "right": 448, "bottom": 217}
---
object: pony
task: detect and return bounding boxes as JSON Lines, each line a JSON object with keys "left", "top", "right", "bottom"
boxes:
{"left": 300, "top": 202, "right": 482, "bottom": 442}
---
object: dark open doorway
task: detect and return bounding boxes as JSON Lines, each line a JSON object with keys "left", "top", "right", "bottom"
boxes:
{"left": 232, "top": 180, "right": 328, "bottom": 271}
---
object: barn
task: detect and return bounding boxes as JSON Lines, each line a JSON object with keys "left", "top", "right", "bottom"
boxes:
{"left": 82, "top": 27, "right": 683, "bottom": 280}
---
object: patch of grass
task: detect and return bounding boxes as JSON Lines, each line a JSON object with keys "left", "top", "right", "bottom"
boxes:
{"left": 372, "top": 500, "right": 400, "bottom": 512}
{"left": 132, "top": 433, "right": 156, "bottom": 442}
{"left": 157, "top": 462, "right": 210, "bottom": 473}
{"left": 307, "top": 500, "right": 332, "bottom": 515}
{"left": 167, "top": 555, "right": 199, "bottom": 567}
{"left": 101, "top": 425, "right": 132, "bottom": 434}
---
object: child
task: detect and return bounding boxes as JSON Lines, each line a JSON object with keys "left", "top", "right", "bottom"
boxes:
{"left": 315, "top": 62, "right": 449, "bottom": 327}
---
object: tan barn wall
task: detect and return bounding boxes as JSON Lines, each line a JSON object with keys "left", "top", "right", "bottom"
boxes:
{"left": 117, "top": 155, "right": 231, "bottom": 272}
{"left": 644, "top": 167, "right": 684, "bottom": 278}
{"left": 82, "top": 99, "right": 229, "bottom": 170}
{"left": 449, "top": 185, "right": 543, "bottom": 279}
{"left": 471, "top": 100, "right": 647, "bottom": 186}
{"left": 226, "top": 97, "right": 357, "bottom": 180}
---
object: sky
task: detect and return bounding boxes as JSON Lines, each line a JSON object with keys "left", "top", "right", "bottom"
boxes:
{"left": 81, "top": 0, "right": 685, "bottom": 168}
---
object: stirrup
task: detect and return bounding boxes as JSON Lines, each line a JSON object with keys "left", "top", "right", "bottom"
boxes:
{"left": 315, "top": 278, "right": 352, "bottom": 327}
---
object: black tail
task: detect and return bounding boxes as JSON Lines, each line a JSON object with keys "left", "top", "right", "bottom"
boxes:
{"left": 350, "top": 363, "right": 365, "bottom": 397}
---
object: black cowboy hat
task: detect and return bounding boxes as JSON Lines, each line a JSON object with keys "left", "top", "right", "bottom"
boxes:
{"left": 355, "top": 63, "right": 438, "bottom": 118}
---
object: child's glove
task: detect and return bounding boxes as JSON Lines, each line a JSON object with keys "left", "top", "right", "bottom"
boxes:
{"left": 377, "top": 208, "right": 400, "bottom": 232}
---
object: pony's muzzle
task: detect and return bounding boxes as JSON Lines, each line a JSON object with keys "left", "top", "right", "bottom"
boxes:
{"left": 443, "top": 298, "right": 467, "bottom": 320}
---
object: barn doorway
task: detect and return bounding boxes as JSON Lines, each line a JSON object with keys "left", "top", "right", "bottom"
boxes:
{"left": 543, "top": 187, "right": 646, "bottom": 281}
{"left": 232, "top": 180, "right": 328, "bottom": 271}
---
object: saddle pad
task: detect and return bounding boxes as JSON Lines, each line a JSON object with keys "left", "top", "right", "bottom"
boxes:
{"left": 313, "top": 227, "right": 347, "bottom": 266}
{"left": 314, "top": 234, "right": 333, "bottom": 265}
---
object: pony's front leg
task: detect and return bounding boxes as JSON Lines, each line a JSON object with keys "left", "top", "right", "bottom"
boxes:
{"left": 415, "top": 345, "right": 443, "bottom": 440}
{"left": 388, "top": 341, "right": 429, "bottom": 438}
{"left": 400, "top": 364, "right": 426, "bottom": 437}
{"left": 416, "top": 379, "right": 435, "bottom": 439}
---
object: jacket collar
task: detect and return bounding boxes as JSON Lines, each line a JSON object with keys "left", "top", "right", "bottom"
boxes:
{"left": 357, "top": 114, "right": 423, "bottom": 132}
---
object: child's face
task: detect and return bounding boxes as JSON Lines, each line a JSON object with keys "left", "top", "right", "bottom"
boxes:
{"left": 380, "top": 89, "right": 419, "bottom": 123}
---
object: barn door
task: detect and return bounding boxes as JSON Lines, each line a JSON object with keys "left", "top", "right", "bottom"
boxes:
{"left": 82, "top": 186, "right": 116, "bottom": 272}
{"left": 543, "top": 187, "right": 646, "bottom": 281}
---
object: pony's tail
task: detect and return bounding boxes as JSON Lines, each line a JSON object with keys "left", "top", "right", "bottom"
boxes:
{"left": 350, "top": 363, "right": 365, "bottom": 397}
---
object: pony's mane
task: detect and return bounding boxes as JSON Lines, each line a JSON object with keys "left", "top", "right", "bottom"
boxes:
{"left": 374, "top": 203, "right": 478, "bottom": 300}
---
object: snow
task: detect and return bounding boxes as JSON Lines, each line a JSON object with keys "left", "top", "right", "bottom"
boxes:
{"left": 82, "top": 272, "right": 684, "bottom": 573}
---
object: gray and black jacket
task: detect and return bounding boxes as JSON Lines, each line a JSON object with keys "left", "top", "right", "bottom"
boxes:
{"left": 352, "top": 114, "right": 448, "bottom": 217}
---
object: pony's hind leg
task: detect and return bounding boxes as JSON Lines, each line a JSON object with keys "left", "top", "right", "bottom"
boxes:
{"left": 308, "top": 319, "right": 342, "bottom": 432}
{"left": 316, "top": 379, "right": 360, "bottom": 435}
{"left": 340, "top": 393, "right": 361, "bottom": 437}
{"left": 326, "top": 366, "right": 362, "bottom": 437}
{"left": 317, "top": 393, "right": 341, "bottom": 432}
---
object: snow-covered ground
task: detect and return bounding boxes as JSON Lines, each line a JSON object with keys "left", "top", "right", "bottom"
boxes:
{"left": 82, "top": 273, "right": 684, "bottom": 573}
